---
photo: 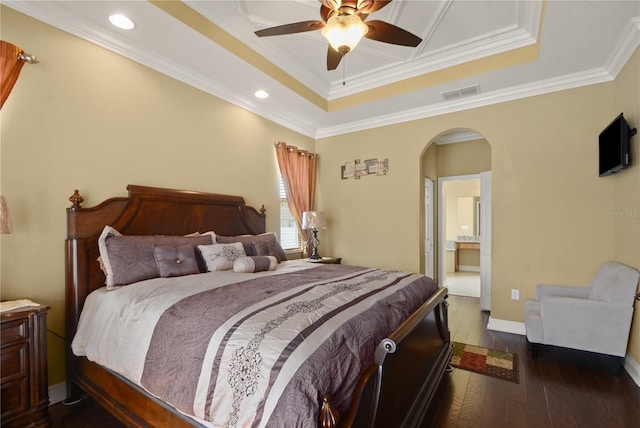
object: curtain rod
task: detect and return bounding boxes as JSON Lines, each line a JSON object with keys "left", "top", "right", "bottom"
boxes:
{"left": 18, "top": 52, "right": 39, "bottom": 64}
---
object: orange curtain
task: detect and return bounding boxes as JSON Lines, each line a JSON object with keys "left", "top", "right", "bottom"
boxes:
{"left": 1, "top": 41, "right": 26, "bottom": 109}
{"left": 275, "top": 142, "right": 318, "bottom": 256}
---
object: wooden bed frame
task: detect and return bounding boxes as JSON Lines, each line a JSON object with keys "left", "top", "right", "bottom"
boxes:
{"left": 65, "top": 184, "right": 452, "bottom": 428}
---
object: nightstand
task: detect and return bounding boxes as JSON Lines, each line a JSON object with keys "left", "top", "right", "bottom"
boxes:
{"left": 306, "top": 257, "right": 342, "bottom": 264}
{"left": 1, "top": 305, "right": 52, "bottom": 428}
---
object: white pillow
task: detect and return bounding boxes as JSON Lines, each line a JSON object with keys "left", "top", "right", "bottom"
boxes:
{"left": 97, "top": 225, "right": 122, "bottom": 288}
{"left": 186, "top": 230, "right": 217, "bottom": 242}
{"left": 198, "top": 242, "right": 246, "bottom": 271}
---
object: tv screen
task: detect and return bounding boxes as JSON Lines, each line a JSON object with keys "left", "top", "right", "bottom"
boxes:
{"left": 599, "top": 113, "right": 635, "bottom": 176}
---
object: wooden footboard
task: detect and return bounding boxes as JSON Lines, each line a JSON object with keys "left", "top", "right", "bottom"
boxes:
{"left": 71, "top": 358, "right": 201, "bottom": 427}
{"left": 65, "top": 185, "right": 451, "bottom": 428}
{"left": 326, "top": 287, "right": 452, "bottom": 428}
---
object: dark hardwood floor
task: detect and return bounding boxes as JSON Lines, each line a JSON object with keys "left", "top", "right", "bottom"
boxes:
{"left": 422, "top": 295, "right": 640, "bottom": 428}
{"left": 49, "top": 295, "right": 640, "bottom": 427}
{"left": 49, "top": 396, "right": 124, "bottom": 428}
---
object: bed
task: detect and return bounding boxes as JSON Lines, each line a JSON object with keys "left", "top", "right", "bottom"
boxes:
{"left": 65, "top": 184, "right": 452, "bottom": 427}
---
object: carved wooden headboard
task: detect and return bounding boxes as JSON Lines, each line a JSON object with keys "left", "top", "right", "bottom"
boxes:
{"left": 64, "top": 184, "right": 266, "bottom": 349}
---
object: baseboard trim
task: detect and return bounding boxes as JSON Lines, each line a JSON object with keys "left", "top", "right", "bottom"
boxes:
{"left": 49, "top": 381, "right": 67, "bottom": 405}
{"left": 457, "top": 265, "right": 480, "bottom": 273}
{"left": 623, "top": 354, "right": 640, "bottom": 386}
{"left": 486, "top": 317, "right": 526, "bottom": 335}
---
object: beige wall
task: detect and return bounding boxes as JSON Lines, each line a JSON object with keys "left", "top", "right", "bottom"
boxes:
{"left": 317, "top": 53, "right": 638, "bottom": 350}
{"left": 435, "top": 139, "right": 492, "bottom": 177}
{"left": 2, "top": 7, "right": 638, "bottom": 388}
{"left": 0, "top": 8, "right": 314, "bottom": 385}
{"left": 447, "top": 180, "right": 481, "bottom": 269}
{"left": 613, "top": 49, "right": 640, "bottom": 363}
{"left": 418, "top": 140, "right": 490, "bottom": 276}
{"left": 445, "top": 180, "right": 481, "bottom": 239}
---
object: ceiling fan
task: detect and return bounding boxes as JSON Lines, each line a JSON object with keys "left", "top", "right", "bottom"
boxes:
{"left": 254, "top": 0, "right": 423, "bottom": 70}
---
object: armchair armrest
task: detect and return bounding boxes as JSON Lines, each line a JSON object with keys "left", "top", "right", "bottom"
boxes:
{"left": 541, "top": 297, "right": 633, "bottom": 356}
{"left": 535, "top": 284, "right": 590, "bottom": 301}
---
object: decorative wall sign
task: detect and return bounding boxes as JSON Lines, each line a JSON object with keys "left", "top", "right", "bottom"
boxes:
{"left": 341, "top": 158, "right": 388, "bottom": 179}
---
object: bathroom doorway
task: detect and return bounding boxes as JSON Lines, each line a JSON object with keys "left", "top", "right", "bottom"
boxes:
{"left": 421, "top": 129, "right": 492, "bottom": 310}
{"left": 440, "top": 176, "right": 481, "bottom": 297}
{"left": 438, "top": 172, "right": 492, "bottom": 310}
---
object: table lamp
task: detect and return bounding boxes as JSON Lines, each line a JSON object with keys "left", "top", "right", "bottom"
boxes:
{"left": 302, "top": 211, "right": 327, "bottom": 260}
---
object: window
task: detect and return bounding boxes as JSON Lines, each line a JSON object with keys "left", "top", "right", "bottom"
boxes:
{"left": 279, "top": 176, "right": 302, "bottom": 250}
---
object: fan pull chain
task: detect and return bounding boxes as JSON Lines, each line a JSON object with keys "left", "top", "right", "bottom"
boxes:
{"left": 342, "top": 55, "right": 346, "bottom": 86}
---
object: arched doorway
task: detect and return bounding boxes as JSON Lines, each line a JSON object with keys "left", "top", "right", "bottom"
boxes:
{"left": 420, "top": 128, "right": 492, "bottom": 310}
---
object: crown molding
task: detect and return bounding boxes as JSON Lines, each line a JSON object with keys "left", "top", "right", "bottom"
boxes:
{"left": 7, "top": 1, "right": 638, "bottom": 141}
{"left": 314, "top": 67, "right": 614, "bottom": 138}
{"left": 328, "top": 0, "right": 543, "bottom": 98}
{"left": 314, "top": 13, "right": 639, "bottom": 139}
{"left": 4, "top": 0, "right": 317, "bottom": 138}
{"left": 329, "top": 26, "right": 536, "bottom": 99}
{"left": 605, "top": 16, "right": 640, "bottom": 78}
{"left": 435, "top": 131, "right": 485, "bottom": 145}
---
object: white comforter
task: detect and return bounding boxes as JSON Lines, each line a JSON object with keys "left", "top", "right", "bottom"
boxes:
{"left": 72, "top": 260, "right": 317, "bottom": 386}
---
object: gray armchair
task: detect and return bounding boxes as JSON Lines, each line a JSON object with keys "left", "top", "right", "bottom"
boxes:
{"left": 524, "top": 261, "right": 639, "bottom": 371}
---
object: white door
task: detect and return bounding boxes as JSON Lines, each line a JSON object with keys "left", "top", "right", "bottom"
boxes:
{"left": 424, "top": 178, "right": 434, "bottom": 278}
{"left": 480, "top": 171, "right": 492, "bottom": 311}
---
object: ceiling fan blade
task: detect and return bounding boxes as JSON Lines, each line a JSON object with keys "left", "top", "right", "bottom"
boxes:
{"left": 357, "top": 0, "right": 392, "bottom": 14}
{"left": 364, "top": 20, "right": 422, "bottom": 47}
{"left": 327, "top": 46, "right": 343, "bottom": 70}
{"left": 255, "top": 20, "right": 325, "bottom": 37}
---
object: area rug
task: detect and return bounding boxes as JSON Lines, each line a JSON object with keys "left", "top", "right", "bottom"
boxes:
{"left": 450, "top": 342, "right": 519, "bottom": 383}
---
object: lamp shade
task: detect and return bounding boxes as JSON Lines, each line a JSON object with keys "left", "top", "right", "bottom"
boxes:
{"left": 302, "top": 211, "right": 327, "bottom": 230}
{"left": 321, "top": 14, "right": 369, "bottom": 54}
{"left": 0, "top": 196, "right": 12, "bottom": 234}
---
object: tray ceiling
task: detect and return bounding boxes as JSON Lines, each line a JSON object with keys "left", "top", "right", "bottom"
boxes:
{"left": 6, "top": 0, "right": 640, "bottom": 138}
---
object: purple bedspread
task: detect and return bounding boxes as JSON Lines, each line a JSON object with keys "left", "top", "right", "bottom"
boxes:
{"left": 140, "top": 264, "right": 439, "bottom": 427}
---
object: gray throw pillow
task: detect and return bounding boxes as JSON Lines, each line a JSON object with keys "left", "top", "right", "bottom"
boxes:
{"left": 216, "top": 232, "right": 287, "bottom": 262}
{"left": 98, "top": 225, "right": 213, "bottom": 288}
{"left": 154, "top": 244, "right": 200, "bottom": 278}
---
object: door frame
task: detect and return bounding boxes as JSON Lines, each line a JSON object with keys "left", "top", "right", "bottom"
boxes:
{"left": 479, "top": 171, "right": 492, "bottom": 311}
{"left": 437, "top": 173, "right": 491, "bottom": 304}
{"left": 424, "top": 178, "right": 434, "bottom": 279}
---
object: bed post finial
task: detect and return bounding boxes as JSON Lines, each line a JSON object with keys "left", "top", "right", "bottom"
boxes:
{"left": 260, "top": 205, "right": 266, "bottom": 216}
{"left": 69, "top": 189, "right": 84, "bottom": 210}
{"left": 319, "top": 395, "right": 340, "bottom": 428}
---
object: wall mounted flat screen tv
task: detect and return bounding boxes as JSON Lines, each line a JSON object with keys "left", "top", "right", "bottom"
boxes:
{"left": 599, "top": 113, "right": 636, "bottom": 177}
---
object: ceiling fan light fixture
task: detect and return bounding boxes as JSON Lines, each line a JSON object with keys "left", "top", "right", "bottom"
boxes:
{"left": 321, "top": 14, "right": 368, "bottom": 54}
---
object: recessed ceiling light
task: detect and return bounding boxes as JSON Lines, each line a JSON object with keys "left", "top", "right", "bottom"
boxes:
{"left": 254, "top": 90, "right": 269, "bottom": 99}
{"left": 109, "top": 14, "right": 135, "bottom": 30}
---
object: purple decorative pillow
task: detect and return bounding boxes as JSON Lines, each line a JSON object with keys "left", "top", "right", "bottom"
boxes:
{"left": 233, "top": 256, "right": 278, "bottom": 273}
{"left": 251, "top": 239, "right": 283, "bottom": 260}
{"left": 216, "top": 232, "right": 287, "bottom": 262}
{"left": 153, "top": 244, "right": 200, "bottom": 278}
{"left": 98, "top": 225, "right": 213, "bottom": 288}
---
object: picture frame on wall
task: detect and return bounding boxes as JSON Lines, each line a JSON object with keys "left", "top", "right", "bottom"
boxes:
{"left": 341, "top": 158, "right": 388, "bottom": 179}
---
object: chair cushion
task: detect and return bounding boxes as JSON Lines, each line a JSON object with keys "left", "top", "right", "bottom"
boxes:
{"left": 523, "top": 300, "right": 543, "bottom": 343}
{"left": 588, "top": 261, "right": 640, "bottom": 304}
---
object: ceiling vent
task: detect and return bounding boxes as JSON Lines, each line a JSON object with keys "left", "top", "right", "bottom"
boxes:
{"left": 441, "top": 84, "right": 480, "bottom": 100}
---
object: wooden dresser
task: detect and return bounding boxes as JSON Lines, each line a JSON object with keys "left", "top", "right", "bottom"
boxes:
{"left": 1, "top": 305, "right": 52, "bottom": 428}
